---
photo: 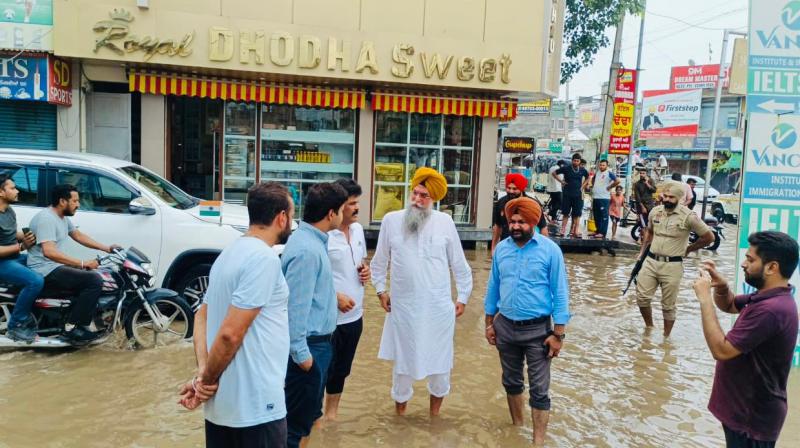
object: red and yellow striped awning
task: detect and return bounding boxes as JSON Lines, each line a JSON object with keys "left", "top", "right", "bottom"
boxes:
{"left": 372, "top": 93, "right": 517, "bottom": 119}
{"left": 129, "top": 72, "right": 366, "bottom": 109}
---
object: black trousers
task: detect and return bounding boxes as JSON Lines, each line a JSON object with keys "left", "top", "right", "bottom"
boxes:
{"left": 723, "top": 425, "right": 776, "bottom": 448}
{"left": 326, "top": 318, "right": 363, "bottom": 394}
{"left": 547, "top": 192, "right": 562, "bottom": 220}
{"left": 205, "top": 419, "right": 287, "bottom": 448}
{"left": 43, "top": 266, "right": 103, "bottom": 326}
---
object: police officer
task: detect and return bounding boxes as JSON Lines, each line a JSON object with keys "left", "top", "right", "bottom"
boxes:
{"left": 636, "top": 181, "right": 714, "bottom": 337}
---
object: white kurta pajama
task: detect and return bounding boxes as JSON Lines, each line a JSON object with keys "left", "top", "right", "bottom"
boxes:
{"left": 370, "top": 209, "right": 473, "bottom": 402}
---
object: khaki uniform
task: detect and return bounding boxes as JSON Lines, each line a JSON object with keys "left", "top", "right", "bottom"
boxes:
{"left": 635, "top": 205, "right": 710, "bottom": 320}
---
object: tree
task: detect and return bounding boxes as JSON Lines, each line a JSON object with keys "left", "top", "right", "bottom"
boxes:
{"left": 562, "top": 0, "right": 644, "bottom": 84}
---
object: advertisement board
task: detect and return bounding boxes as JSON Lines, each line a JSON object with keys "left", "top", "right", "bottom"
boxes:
{"left": 608, "top": 68, "right": 637, "bottom": 155}
{"left": 0, "top": 0, "right": 52, "bottom": 51}
{"left": 0, "top": 53, "right": 70, "bottom": 105}
{"left": 640, "top": 89, "right": 702, "bottom": 138}
{"left": 517, "top": 99, "right": 551, "bottom": 115}
{"left": 669, "top": 64, "right": 730, "bottom": 90}
{"left": 502, "top": 137, "right": 535, "bottom": 154}
{"left": 578, "top": 102, "right": 602, "bottom": 127}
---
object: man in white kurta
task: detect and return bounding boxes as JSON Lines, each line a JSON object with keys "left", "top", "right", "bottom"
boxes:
{"left": 370, "top": 167, "right": 473, "bottom": 416}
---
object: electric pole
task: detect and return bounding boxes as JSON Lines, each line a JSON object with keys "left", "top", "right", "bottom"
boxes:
{"left": 599, "top": 13, "right": 625, "bottom": 162}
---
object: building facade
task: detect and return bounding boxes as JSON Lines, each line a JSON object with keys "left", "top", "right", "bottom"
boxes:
{"left": 52, "top": 0, "right": 564, "bottom": 229}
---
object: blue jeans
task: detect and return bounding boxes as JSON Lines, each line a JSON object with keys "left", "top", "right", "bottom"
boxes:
{"left": 285, "top": 337, "right": 333, "bottom": 448}
{"left": 592, "top": 199, "right": 611, "bottom": 237}
{"left": 0, "top": 254, "right": 44, "bottom": 328}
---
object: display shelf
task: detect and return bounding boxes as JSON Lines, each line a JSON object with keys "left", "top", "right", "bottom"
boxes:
{"left": 260, "top": 161, "right": 354, "bottom": 173}
{"left": 261, "top": 130, "right": 355, "bottom": 145}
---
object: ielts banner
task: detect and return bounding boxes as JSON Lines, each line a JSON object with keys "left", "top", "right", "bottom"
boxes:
{"left": 640, "top": 89, "right": 702, "bottom": 138}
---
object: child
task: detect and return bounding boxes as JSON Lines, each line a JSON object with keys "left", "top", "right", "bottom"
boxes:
{"left": 609, "top": 186, "right": 626, "bottom": 240}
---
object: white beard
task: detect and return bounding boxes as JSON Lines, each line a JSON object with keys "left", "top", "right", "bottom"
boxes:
{"left": 403, "top": 203, "right": 431, "bottom": 235}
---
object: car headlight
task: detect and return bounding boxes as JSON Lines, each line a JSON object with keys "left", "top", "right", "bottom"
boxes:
{"left": 231, "top": 224, "right": 248, "bottom": 233}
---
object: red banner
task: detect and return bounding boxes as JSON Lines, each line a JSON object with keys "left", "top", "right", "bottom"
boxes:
{"left": 47, "top": 56, "right": 72, "bottom": 106}
{"left": 608, "top": 69, "right": 637, "bottom": 155}
{"left": 669, "top": 64, "right": 730, "bottom": 90}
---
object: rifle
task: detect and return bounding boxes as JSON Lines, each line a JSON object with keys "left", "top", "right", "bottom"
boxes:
{"left": 623, "top": 244, "right": 650, "bottom": 295}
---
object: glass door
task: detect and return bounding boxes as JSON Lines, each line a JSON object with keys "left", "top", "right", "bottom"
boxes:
{"left": 223, "top": 102, "right": 257, "bottom": 203}
{"left": 168, "top": 97, "right": 223, "bottom": 200}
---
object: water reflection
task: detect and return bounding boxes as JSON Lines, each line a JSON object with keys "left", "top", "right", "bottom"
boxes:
{"left": 0, "top": 224, "right": 796, "bottom": 447}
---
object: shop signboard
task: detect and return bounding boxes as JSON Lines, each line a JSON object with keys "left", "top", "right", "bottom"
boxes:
{"left": 735, "top": 114, "right": 800, "bottom": 365}
{"left": 609, "top": 68, "right": 636, "bottom": 155}
{"left": 0, "top": 54, "right": 70, "bottom": 105}
{"left": 517, "top": 99, "right": 551, "bottom": 115}
{"left": 693, "top": 136, "right": 732, "bottom": 150}
{"left": 669, "top": 64, "right": 730, "bottom": 90}
{"left": 0, "top": 0, "right": 52, "bottom": 51}
{"left": 0, "top": 54, "right": 46, "bottom": 101}
{"left": 746, "top": 0, "right": 800, "bottom": 115}
{"left": 640, "top": 89, "right": 702, "bottom": 138}
{"left": 578, "top": 101, "right": 602, "bottom": 127}
{"left": 502, "top": 136, "right": 535, "bottom": 154}
{"left": 47, "top": 55, "right": 71, "bottom": 106}
{"left": 548, "top": 141, "right": 563, "bottom": 153}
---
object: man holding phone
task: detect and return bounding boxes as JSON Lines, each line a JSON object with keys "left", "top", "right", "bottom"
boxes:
{"left": 0, "top": 173, "right": 43, "bottom": 343}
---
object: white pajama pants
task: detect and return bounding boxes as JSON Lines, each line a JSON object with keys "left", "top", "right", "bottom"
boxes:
{"left": 391, "top": 370, "right": 451, "bottom": 403}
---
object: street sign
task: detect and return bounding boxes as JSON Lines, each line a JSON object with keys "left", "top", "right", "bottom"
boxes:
{"left": 548, "top": 141, "right": 563, "bottom": 153}
{"left": 746, "top": 0, "right": 800, "bottom": 114}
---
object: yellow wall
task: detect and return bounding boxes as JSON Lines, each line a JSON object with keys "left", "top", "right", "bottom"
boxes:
{"left": 53, "top": 0, "right": 563, "bottom": 95}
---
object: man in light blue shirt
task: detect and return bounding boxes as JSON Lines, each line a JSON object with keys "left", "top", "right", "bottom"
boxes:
{"left": 178, "top": 182, "right": 294, "bottom": 448}
{"left": 282, "top": 182, "right": 347, "bottom": 448}
{"left": 484, "top": 197, "right": 570, "bottom": 447}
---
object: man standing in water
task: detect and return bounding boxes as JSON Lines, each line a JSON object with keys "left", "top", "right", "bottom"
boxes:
{"left": 179, "top": 182, "right": 294, "bottom": 448}
{"left": 370, "top": 167, "right": 473, "bottom": 417}
{"left": 693, "top": 231, "right": 798, "bottom": 448}
{"left": 492, "top": 173, "right": 547, "bottom": 254}
{"left": 484, "top": 197, "right": 569, "bottom": 447}
{"left": 282, "top": 182, "right": 348, "bottom": 448}
{"left": 635, "top": 181, "right": 713, "bottom": 337}
{"left": 323, "top": 179, "right": 370, "bottom": 421}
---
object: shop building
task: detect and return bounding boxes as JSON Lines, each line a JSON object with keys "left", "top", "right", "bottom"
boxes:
{"left": 52, "top": 0, "right": 564, "bottom": 230}
{"left": 0, "top": 2, "right": 71, "bottom": 151}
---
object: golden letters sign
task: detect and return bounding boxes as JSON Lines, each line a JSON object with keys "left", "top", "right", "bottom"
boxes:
{"left": 93, "top": 9, "right": 194, "bottom": 61}
{"left": 91, "top": 10, "right": 511, "bottom": 85}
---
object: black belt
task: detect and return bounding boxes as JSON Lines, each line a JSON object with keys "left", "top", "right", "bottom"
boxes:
{"left": 500, "top": 314, "right": 550, "bottom": 326}
{"left": 648, "top": 253, "right": 683, "bottom": 263}
{"left": 307, "top": 334, "right": 333, "bottom": 343}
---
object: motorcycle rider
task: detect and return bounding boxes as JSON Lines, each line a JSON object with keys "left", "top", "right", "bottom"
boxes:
{"left": 26, "top": 184, "right": 121, "bottom": 345}
{"left": 0, "top": 173, "right": 43, "bottom": 343}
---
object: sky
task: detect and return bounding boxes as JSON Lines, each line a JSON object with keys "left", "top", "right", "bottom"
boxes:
{"left": 559, "top": 0, "right": 749, "bottom": 102}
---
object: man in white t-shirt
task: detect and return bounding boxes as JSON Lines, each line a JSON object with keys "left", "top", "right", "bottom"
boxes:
{"left": 546, "top": 160, "right": 564, "bottom": 221}
{"left": 589, "top": 159, "right": 620, "bottom": 239}
{"left": 179, "top": 182, "right": 294, "bottom": 448}
{"left": 323, "top": 178, "right": 371, "bottom": 421}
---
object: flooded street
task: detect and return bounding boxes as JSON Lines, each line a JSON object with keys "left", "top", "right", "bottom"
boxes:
{"left": 0, "top": 227, "right": 797, "bottom": 447}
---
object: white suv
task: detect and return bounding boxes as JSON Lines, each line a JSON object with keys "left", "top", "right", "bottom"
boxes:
{"left": 0, "top": 149, "right": 252, "bottom": 309}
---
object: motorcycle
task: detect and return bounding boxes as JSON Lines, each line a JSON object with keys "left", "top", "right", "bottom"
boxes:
{"left": 631, "top": 215, "right": 724, "bottom": 251}
{"left": 0, "top": 247, "right": 194, "bottom": 349}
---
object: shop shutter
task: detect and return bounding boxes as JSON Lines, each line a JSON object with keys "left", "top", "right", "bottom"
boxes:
{"left": 0, "top": 100, "right": 57, "bottom": 150}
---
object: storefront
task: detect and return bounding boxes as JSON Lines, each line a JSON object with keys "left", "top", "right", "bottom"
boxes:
{"left": 0, "top": 52, "right": 71, "bottom": 150}
{"left": 53, "top": 0, "right": 563, "bottom": 229}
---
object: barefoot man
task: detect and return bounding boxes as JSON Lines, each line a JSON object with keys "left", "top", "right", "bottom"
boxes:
{"left": 370, "top": 167, "right": 473, "bottom": 417}
{"left": 484, "top": 197, "right": 570, "bottom": 447}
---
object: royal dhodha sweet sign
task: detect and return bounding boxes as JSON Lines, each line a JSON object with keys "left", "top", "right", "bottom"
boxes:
{"left": 639, "top": 89, "right": 702, "bottom": 138}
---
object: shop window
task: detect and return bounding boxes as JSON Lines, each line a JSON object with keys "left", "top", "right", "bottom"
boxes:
{"left": 260, "top": 105, "right": 356, "bottom": 218}
{"left": 372, "top": 111, "right": 477, "bottom": 224}
{"left": 223, "top": 102, "right": 257, "bottom": 203}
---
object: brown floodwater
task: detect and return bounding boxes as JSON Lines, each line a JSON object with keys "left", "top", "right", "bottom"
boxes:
{"left": 0, "top": 226, "right": 797, "bottom": 447}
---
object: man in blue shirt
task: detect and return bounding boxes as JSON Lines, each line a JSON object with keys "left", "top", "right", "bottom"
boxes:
{"left": 282, "top": 182, "right": 348, "bottom": 448}
{"left": 484, "top": 197, "right": 570, "bottom": 447}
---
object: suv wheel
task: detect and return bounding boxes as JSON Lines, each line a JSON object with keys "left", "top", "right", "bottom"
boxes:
{"left": 174, "top": 264, "right": 212, "bottom": 311}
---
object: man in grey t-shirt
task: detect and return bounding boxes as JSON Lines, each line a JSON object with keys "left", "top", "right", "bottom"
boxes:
{"left": 28, "top": 184, "right": 119, "bottom": 345}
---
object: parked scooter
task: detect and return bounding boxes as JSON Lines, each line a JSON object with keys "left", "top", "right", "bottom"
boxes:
{"left": 0, "top": 247, "right": 194, "bottom": 349}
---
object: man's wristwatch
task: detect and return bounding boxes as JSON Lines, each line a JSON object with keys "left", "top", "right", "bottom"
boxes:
{"left": 376, "top": 290, "right": 387, "bottom": 297}
{"left": 549, "top": 331, "right": 565, "bottom": 341}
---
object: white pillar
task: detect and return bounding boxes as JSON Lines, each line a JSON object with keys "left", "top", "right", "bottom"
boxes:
{"left": 476, "top": 118, "right": 499, "bottom": 228}
{"left": 140, "top": 95, "right": 166, "bottom": 176}
{"left": 56, "top": 61, "right": 82, "bottom": 152}
{"left": 356, "top": 105, "right": 374, "bottom": 227}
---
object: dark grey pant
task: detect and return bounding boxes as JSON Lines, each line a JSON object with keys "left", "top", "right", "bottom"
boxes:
{"left": 205, "top": 418, "right": 287, "bottom": 448}
{"left": 494, "top": 314, "right": 552, "bottom": 410}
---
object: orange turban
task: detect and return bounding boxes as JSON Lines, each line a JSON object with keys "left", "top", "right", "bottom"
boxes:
{"left": 506, "top": 173, "right": 528, "bottom": 190}
{"left": 504, "top": 197, "right": 542, "bottom": 227}
{"left": 411, "top": 167, "right": 448, "bottom": 202}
